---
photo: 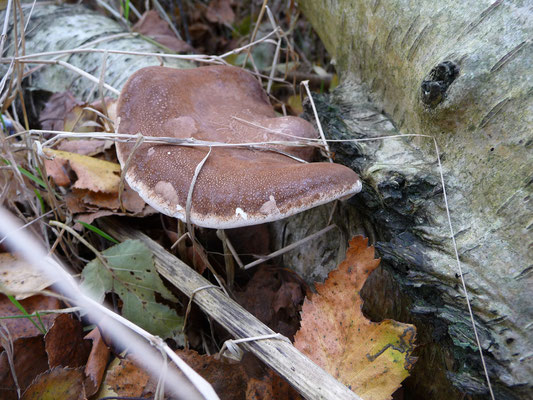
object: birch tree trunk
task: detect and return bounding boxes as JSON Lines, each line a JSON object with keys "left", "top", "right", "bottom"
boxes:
{"left": 0, "top": 4, "right": 190, "bottom": 100}
{"left": 275, "top": 1, "right": 531, "bottom": 399}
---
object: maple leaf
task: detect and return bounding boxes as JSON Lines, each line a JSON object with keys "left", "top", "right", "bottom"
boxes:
{"left": 294, "top": 236, "right": 416, "bottom": 400}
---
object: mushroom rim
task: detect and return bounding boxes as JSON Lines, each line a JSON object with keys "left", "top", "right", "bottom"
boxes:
{"left": 125, "top": 172, "right": 363, "bottom": 229}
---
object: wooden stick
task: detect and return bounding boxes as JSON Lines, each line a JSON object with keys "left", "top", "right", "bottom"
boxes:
{"left": 100, "top": 219, "right": 361, "bottom": 400}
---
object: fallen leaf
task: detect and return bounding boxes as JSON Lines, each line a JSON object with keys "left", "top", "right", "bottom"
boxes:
{"left": 246, "top": 376, "right": 274, "bottom": 400}
{"left": 44, "top": 314, "right": 91, "bottom": 368}
{"left": 39, "top": 91, "right": 82, "bottom": 132}
{"left": 246, "top": 369, "right": 304, "bottom": 400}
{"left": 100, "top": 355, "right": 150, "bottom": 398}
{"left": 73, "top": 205, "right": 155, "bottom": 230}
{"left": 81, "top": 185, "right": 146, "bottom": 213}
{"left": 0, "top": 294, "right": 61, "bottom": 344}
{"left": 39, "top": 91, "right": 112, "bottom": 133}
{"left": 44, "top": 149, "right": 120, "bottom": 193}
{"left": 84, "top": 328, "right": 110, "bottom": 397}
{"left": 43, "top": 146, "right": 150, "bottom": 222}
{"left": 74, "top": 210, "right": 116, "bottom": 227}
{"left": 21, "top": 366, "right": 85, "bottom": 400}
{"left": 80, "top": 240, "right": 183, "bottom": 339}
{"left": 0, "top": 336, "right": 49, "bottom": 400}
{"left": 102, "top": 349, "right": 248, "bottom": 400}
{"left": 294, "top": 236, "right": 417, "bottom": 400}
{"left": 43, "top": 156, "right": 71, "bottom": 187}
{"left": 133, "top": 10, "right": 193, "bottom": 53}
{"left": 287, "top": 94, "right": 303, "bottom": 115}
{"left": 206, "top": 0, "right": 235, "bottom": 24}
{"left": 0, "top": 253, "right": 55, "bottom": 299}
{"left": 58, "top": 139, "right": 112, "bottom": 156}
{"left": 65, "top": 188, "right": 152, "bottom": 229}
{"left": 63, "top": 105, "right": 102, "bottom": 133}
{"left": 177, "top": 349, "right": 247, "bottom": 400}
{"left": 235, "top": 266, "right": 306, "bottom": 340}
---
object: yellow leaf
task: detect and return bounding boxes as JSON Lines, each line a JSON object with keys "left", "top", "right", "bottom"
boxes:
{"left": 44, "top": 149, "right": 120, "bottom": 193}
{"left": 287, "top": 94, "right": 303, "bottom": 115}
{"left": 294, "top": 236, "right": 417, "bottom": 400}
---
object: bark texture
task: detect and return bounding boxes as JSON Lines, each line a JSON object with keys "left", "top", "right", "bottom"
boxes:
{"left": 1, "top": 4, "right": 190, "bottom": 100}
{"left": 275, "top": 1, "right": 532, "bottom": 398}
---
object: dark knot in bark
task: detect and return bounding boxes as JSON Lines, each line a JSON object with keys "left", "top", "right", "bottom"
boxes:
{"left": 420, "top": 61, "right": 459, "bottom": 108}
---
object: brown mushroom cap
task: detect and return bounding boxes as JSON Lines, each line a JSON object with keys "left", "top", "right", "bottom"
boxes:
{"left": 116, "top": 65, "right": 361, "bottom": 229}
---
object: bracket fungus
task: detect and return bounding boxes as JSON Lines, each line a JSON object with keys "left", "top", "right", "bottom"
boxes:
{"left": 116, "top": 65, "right": 361, "bottom": 229}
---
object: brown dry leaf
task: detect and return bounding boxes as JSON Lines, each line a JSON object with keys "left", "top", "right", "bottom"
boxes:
{"left": 80, "top": 185, "right": 146, "bottom": 213}
{"left": 44, "top": 149, "right": 120, "bottom": 193}
{"left": 0, "top": 336, "right": 49, "bottom": 400}
{"left": 83, "top": 328, "right": 109, "bottom": 397}
{"left": 206, "top": 0, "right": 235, "bottom": 24}
{"left": 39, "top": 91, "right": 82, "bottom": 132}
{"left": 101, "top": 350, "right": 248, "bottom": 399}
{"left": 294, "top": 236, "right": 417, "bottom": 400}
{"left": 44, "top": 314, "right": 91, "bottom": 369}
{"left": 246, "top": 376, "right": 274, "bottom": 400}
{"left": 133, "top": 10, "right": 193, "bottom": 53}
{"left": 58, "top": 139, "right": 112, "bottom": 156}
{"left": 235, "top": 266, "right": 306, "bottom": 340}
{"left": 101, "top": 355, "right": 150, "bottom": 397}
{"left": 0, "top": 253, "right": 55, "bottom": 300}
{"left": 39, "top": 91, "right": 112, "bottom": 133}
{"left": 74, "top": 210, "right": 117, "bottom": 228}
{"left": 177, "top": 349, "right": 248, "bottom": 400}
{"left": 64, "top": 191, "right": 88, "bottom": 214}
{"left": 246, "top": 369, "right": 304, "bottom": 400}
{"left": 74, "top": 205, "right": 155, "bottom": 230}
{"left": 63, "top": 105, "right": 102, "bottom": 133}
{"left": 21, "top": 366, "right": 85, "bottom": 400}
{"left": 43, "top": 156, "right": 71, "bottom": 186}
{"left": 0, "top": 294, "right": 61, "bottom": 344}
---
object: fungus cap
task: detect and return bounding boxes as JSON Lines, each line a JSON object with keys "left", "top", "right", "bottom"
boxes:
{"left": 116, "top": 65, "right": 361, "bottom": 229}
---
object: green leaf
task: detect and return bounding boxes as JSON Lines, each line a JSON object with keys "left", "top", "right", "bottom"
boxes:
{"left": 122, "top": 0, "right": 130, "bottom": 21}
{"left": 81, "top": 240, "right": 183, "bottom": 339}
{"left": 77, "top": 221, "right": 119, "bottom": 244}
{"left": 1, "top": 157, "right": 46, "bottom": 188}
{"left": 34, "top": 189, "right": 46, "bottom": 213}
{"left": 7, "top": 295, "right": 47, "bottom": 334}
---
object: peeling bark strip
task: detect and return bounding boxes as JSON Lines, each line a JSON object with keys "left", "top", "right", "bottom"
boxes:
{"left": 284, "top": 1, "right": 532, "bottom": 399}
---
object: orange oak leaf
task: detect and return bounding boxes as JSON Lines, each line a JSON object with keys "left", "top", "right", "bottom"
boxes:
{"left": 294, "top": 236, "right": 416, "bottom": 400}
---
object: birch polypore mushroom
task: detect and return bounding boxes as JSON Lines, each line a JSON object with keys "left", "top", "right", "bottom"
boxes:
{"left": 116, "top": 65, "right": 361, "bottom": 229}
